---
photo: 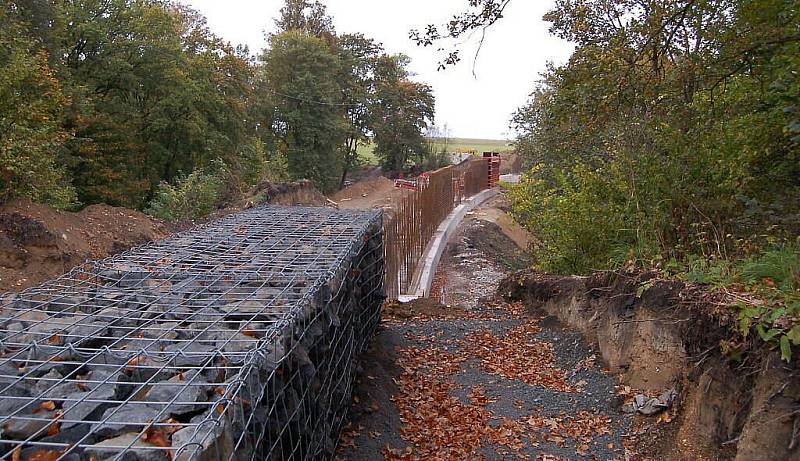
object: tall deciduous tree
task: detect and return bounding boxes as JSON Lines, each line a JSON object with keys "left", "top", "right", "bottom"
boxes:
{"left": 261, "top": 31, "right": 346, "bottom": 192}
{"left": 0, "top": 4, "right": 75, "bottom": 208}
{"left": 336, "top": 33, "right": 382, "bottom": 186}
{"left": 371, "top": 55, "right": 435, "bottom": 174}
{"left": 1, "top": 0, "right": 438, "bottom": 212}
{"left": 53, "top": 0, "right": 256, "bottom": 207}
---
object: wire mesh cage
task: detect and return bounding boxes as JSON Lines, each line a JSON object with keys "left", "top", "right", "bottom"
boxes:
{"left": 0, "top": 205, "right": 385, "bottom": 461}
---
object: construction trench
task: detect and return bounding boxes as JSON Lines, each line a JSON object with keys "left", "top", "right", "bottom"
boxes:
{"left": 0, "top": 206, "right": 385, "bottom": 461}
{"left": 0, "top": 155, "right": 505, "bottom": 461}
{"left": 4, "top": 172, "right": 793, "bottom": 460}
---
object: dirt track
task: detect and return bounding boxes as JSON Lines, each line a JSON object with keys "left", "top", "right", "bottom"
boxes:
{"left": 338, "top": 197, "right": 632, "bottom": 460}
{"left": 332, "top": 176, "right": 410, "bottom": 215}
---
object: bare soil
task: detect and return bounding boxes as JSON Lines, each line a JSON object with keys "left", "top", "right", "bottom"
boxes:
{"left": 467, "top": 195, "right": 533, "bottom": 251}
{"left": 332, "top": 176, "right": 410, "bottom": 216}
{"left": 500, "top": 271, "right": 800, "bottom": 460}
{"left": 0, "top": 180, "right": 331, "bottom": 293}
{"left": 0, "top": 198, "right": 168, "bottom": 291}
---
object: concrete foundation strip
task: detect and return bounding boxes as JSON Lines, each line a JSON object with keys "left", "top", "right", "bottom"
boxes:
{"left": 398, "top": 188, "right": 499, "bottom": 302}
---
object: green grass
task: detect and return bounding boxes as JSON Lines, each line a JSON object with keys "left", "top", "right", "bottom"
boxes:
{"left": 356, "top": 142, "right": 379, "bottom": 165}
{"left": 356, "top": 137, "right": 513, "bottom": 166}
{"left": 435, "top": 137, "right": 514, "bottom": 154}
{"left": 676, "top": 245, "right": 800, "bottom": 361}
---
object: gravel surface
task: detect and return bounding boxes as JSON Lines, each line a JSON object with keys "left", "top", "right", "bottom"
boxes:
{"left": 338, "top": 211, "right": 632, "bottom": 460}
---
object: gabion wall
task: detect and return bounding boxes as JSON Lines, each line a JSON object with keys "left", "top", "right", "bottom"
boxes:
{"left": 0, "top": 205, "right": 384, "bottom": 461}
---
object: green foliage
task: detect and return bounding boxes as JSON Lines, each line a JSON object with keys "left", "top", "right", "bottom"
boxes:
{"left": 680, "top": 245, "right": 800, "bottom": 361}
{"left": 511, "top": 0, "right": 800, "bottom": 274}
{"left": 261, "top": 31, "right": 346, "bottom": 193}
{"left": 1, "top": 0, "right": 436, "bottom": 214}
{"left": 419, "top": 146, "right": 452, "bottom": 171}
{"left": 741, "top": 248, "right": 800, "bottom": 292}
{"left": 145, "top": 162, "right": 228, "bottom": 222}
{"left": 420, "top": 125, "right": 454, "bottom": 171}
{"left": 508, "top": 0, "right": 800, "bottom": 356}
{"left": 0, "top": 5, "right": 76, "bottom": 209}
{"left": 64, "top": 3, "right": 256, "bottom": 207}
{"left": 509, "top": 157, "right": 667, "bottom": 274}
{"left": 336, "top": 33, "right": 383, "bottom": 186}
{"left": 371, "top": 55, "right": 436, "bottom": 174}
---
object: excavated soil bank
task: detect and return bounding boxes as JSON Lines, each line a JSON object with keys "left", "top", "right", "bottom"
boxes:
{"left": 499, "top": 270, "right": 800, "bottom": 461}
{"left": 0, "top": 181, "right": 330, "bottom": 293}
{"left": 0, "top": 199, "right": 168, "bottom": 292}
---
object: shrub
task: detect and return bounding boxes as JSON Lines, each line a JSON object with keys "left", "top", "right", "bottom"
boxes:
{"left": 145, "top": 165, "right": 227, "bottom": 222}
{"left": 508, "top": 156, "right": 668, "bottom": 274}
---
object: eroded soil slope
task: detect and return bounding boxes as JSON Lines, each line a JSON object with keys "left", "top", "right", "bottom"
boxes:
{"left": 500, "top": 270, "right": 800, "bottom": 461}
{"left": 0, "top": 199, "right": 168, "bottom": 291}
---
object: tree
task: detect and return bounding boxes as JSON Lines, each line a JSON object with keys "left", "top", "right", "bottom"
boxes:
{"left": 422, "top": 124, "right": 454, "bottom": 171}
{"left": 2, "top": 0, "right": 438, "bottom": 212}
{"left": 0, "top": 4, "right": 75, "bottom": 208}
{"left": 54, "top": 0, "right": 256, "bottom": 207}
{"left": 504, "top": 0, "right": 800, "bottom": 272}
{"left": 371, "top": 55, "right": 435, "bottom": 174}
{"left": 275, "top": 0, "right": 335, "bottom": 38}
{"left": 336, "top": 33, "right": 383, "bottom": 186}
{"left": 261, "top": 31, "right": 346, "bottom": 192}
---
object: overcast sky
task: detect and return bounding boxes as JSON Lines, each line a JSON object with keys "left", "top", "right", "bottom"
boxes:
{"left": 179, "top": 0, "right": 574, "bottom": 140}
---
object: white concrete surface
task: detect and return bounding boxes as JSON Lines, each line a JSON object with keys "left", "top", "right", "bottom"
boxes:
{"left": 499, "top": 173, "right": 520, "bottom": 184}
{"left": 398, "top": 188, "right": 499, "bottom": 302}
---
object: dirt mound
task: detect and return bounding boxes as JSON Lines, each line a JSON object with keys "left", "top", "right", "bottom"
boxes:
{"left": 467, "top": 195, "right": 533, "bottom": 251}
{"left": 1, "top": 181, "right": 331, "bottom": 292}
{"left": 0, "top": 199, "right": 168, "bottom": 292}
{"left": 332, "top": 176, "right": 409, "bottom": 212}
{"left": 179, "top": 179, "right": 332, "bottom": 231}
{"left": 251, "top": 179, "right": 329, "bottom": 207}
{"left": 500, "top": 270, "right": 800, "bottom": 461}
{"left": 459, "top": 218, "right": 532, "bottom": 271}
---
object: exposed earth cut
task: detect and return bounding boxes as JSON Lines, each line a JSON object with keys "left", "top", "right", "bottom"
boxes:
{"left": 339, "top": 195, "right": 800, "bottom": 460}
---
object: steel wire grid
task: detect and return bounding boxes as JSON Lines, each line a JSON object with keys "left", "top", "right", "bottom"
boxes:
{"left": 0, "top": 205, "right": 385, "bottom": 461}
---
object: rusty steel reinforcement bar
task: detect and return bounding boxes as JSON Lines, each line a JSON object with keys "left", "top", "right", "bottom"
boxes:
{"left": 383, "top": 158, "right": 491, "bottom": 299}
{"left": 399, "top": 188, "right": 499, "bottom": 301}
{"left": 0, "top": 205, "right": 385, "bottom": 461}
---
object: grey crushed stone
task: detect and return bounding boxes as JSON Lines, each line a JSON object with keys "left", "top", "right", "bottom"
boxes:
{"left": 340, "top": 214, "right": 632, "bottom": 460}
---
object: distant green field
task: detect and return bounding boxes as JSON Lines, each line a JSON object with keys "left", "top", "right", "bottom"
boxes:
{"left": 435, "top": 138, "right": 513, "bottom": 154}
{"left": 356, "top": 142, "right": 379, "bottom": 165}
{"left": 356, "top": 137, "right": 513, "bottom": 166}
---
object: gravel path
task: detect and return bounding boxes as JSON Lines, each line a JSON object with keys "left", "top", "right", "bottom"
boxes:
{"left": 338, "top": 205, "right": 632, "bottom": 460}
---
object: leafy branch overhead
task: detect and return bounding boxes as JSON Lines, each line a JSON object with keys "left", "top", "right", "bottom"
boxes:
{"left": 410, "top": 0, "right": 513, "bottom": 70}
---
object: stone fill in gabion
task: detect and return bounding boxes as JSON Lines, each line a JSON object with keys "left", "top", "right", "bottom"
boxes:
{"left": 0, "top": 205, "right": 385, "bottom": 461}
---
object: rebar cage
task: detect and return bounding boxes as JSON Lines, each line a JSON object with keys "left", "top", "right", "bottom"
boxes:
{"left": 0, "top": 205, "right": 385, "bottom": 461}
